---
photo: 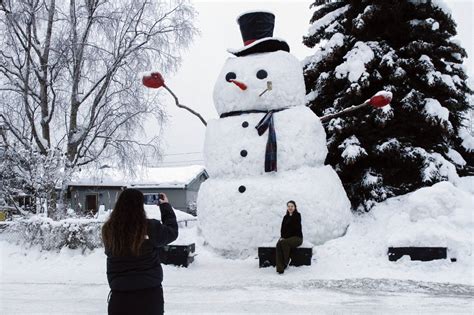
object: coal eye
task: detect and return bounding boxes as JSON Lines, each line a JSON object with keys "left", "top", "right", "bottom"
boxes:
{"left": 225, "top": 72, "right": 236, "bottom": 82}
{"left": 256, "top": 69, "right": 268, "bottom": 79}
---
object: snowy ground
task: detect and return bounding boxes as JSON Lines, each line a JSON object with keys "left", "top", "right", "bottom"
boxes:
{"left": 1, "top": 234, "right": 473, "bottom": 314}
{"left": 1, "top": 178, "right": 473, "bottom": 314}
{"left": 1, "top": 226, "right": 473, "bottom": 314}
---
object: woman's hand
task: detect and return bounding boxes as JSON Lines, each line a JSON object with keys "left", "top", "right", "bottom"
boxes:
{"left": 158, "top": 193, "right": 169, "bottom": 205}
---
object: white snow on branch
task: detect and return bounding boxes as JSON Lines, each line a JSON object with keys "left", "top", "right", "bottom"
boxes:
{"left": 422, "top": 152, "right": 458, "bottom": 183}
{"left": 325, "top": 21, "right": 340, "bottom": 33}
{"left": 404, "top": 146, "right": 458, "bottom": 183}
{"left": 307, "top": 5, "right": 350, "bottom": 37}
{"left": 381, "top": 51, "right": 396, "bottom": 68}
{"left": 446, "top": 148, "right": 466, "bottom": 166}
{"left": 419, "top": 54, "right": 434, "bottom": 67}
{"left": 419, "top": 56, "right": 459, "bottom": 90}
{"left": 335, "top": 42, "right": 374, "bottom": 82}
{"left": 362, "top": 170, "right": 381, "bottom": 188}
{"left": 425, "top": 70, "right": 457, "bottom": 90}
{"left": 338, "top": 135, "right": 367, "bottom": 164}
{"left": 306, "top": 72, "right": 329, "bottom": 103}
{"left": 459, "top": 127, "right": 474, "bottom": 152}
{"left": 353, "top": 5, "right": 376, "bottom": 31}
{"left": 424, "top": 98, "right": 449, "bottom": 121}
{"left": 376, "top": 138, "right": 401, "bottom": 153}
{"left": 409, "top": 18, "right": 439, "bottom": 31}
{"left": 374, "top": 104, "right": 394, "bottom": 125}
{"left": 303, "top": 32, "right": 345, "bottom": 68}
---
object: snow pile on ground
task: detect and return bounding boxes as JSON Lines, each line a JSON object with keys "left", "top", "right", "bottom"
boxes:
{"left": 314, "top": 179, "right": 473, "bottom": 284}
{"left": 2, "top": 225, "right": 473, "bottom": 314}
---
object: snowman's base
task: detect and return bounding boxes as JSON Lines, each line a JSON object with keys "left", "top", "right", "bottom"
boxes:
{"left": 159, "top": 243, "right": 196, "bottom": 267}
{"left": 387, "top": 247, "right": 451, "bottom": 262}
{"left": 258, "top": 247, "right": 312, "bottom": 268}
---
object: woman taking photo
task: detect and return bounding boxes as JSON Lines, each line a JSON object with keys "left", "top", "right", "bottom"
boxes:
{"left": 276, "top": 200, "right": 303, "bottom": 274}
{"left": 102, "top": 188, "right": 178, "bottom": 314}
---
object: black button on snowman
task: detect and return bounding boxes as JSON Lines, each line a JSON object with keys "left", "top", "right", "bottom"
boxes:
{"left": 196, "top": 11, "right": 352, "bottom": 257}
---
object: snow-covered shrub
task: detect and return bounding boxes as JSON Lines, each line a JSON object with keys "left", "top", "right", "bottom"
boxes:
{"left": 2, "top": 216, "right": 104, "bottom": 252}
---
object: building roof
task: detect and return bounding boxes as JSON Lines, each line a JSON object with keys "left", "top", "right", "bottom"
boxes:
{"left": 68, "top": 165, "right": 207, "bottom": 189}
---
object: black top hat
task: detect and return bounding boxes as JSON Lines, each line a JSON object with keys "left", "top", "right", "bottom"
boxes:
{"left": 227, "top": 11, "right": 290, "bottom": 57}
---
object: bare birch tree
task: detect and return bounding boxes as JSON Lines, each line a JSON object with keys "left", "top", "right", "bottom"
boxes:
{"left": 0, "top": 0, "right": 196, "bottom": 218}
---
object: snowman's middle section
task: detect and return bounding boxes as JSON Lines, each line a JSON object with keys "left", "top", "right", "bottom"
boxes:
{"left": 204, "top": 106, "right": 328, "bottom": 177}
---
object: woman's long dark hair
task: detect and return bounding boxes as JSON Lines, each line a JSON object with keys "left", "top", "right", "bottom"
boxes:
{"left": 102, "top": 188, "right": 147, "bottom": 256}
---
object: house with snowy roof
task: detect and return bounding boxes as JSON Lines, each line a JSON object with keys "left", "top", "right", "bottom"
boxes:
{"left": 66, "top": 165, "right": 208, "bottom": 215}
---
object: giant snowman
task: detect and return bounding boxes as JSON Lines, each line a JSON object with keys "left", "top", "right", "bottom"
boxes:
{"left": 197, "top": 11, "right": 352, "bottom": 257}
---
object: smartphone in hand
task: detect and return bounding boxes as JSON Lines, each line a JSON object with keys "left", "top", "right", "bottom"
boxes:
{"left": 157, "top": 193, "right": 168, "bottom": 205}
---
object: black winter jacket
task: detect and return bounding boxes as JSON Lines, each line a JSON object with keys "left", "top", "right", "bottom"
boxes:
{"left": 280, "top": 211, "right": 303, "bottom": 239}
{"left": 105, "top": 202, "right": 178, "bottom": 291}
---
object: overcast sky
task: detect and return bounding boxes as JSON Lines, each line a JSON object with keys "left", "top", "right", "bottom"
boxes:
{"left": 148, "top": 0, "right": 474, "bottom": 167}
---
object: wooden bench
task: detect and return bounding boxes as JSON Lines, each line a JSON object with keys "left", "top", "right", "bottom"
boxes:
{"left": 387, "top": 247, "right": 454, "bottom": 262}
{"left": 258, "top": 246, "right": 312, "bottom": 268}
{"left": 159, "top": 243, "right": 195, "bottom": 267}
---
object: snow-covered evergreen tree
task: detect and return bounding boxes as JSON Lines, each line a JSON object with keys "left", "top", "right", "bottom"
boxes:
{"left": 303, "top": 0, "right": 473, "bottom": 211}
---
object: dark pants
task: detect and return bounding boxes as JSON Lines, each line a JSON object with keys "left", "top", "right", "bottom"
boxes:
{"left": 276, "top": 236, "right": 303, "bottom": 273}
{"left": 108, "top": 285, "right": 164, "bottom": 315}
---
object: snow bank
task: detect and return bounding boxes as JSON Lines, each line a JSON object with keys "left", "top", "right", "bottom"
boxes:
{"left": 315, "top": 180, "right": 473, "bottom": 284}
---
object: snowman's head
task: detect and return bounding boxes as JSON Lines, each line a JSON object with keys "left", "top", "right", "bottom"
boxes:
{"left": 213, "top": 50, "right": 306, "bottom": 115}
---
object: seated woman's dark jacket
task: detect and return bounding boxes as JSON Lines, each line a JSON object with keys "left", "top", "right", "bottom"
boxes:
{"left": 280, "top": 211, "right": 303, "bottom": 239}
{"left": 105, "top": 202, "right": 178, "bottom": 291}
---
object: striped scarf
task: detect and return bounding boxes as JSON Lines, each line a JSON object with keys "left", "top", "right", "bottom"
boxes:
{"left": 220, "top": 108, "right": 287, "bottom": 173}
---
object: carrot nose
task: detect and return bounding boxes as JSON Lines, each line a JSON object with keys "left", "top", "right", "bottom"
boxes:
{"left": 230, "top": 79, "right": 247, "bottom": 91}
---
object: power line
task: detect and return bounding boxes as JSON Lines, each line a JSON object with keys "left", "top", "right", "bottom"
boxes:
{"left": 158, "top": 159, "right": 204, "bottom": 164}
{"left": 162, "top": 151, "right": 202, "bottom": 156}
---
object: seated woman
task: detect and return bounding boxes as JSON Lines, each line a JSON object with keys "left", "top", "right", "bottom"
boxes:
{"left": 276, "top": 200, "right": 303, "bottom": 274}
